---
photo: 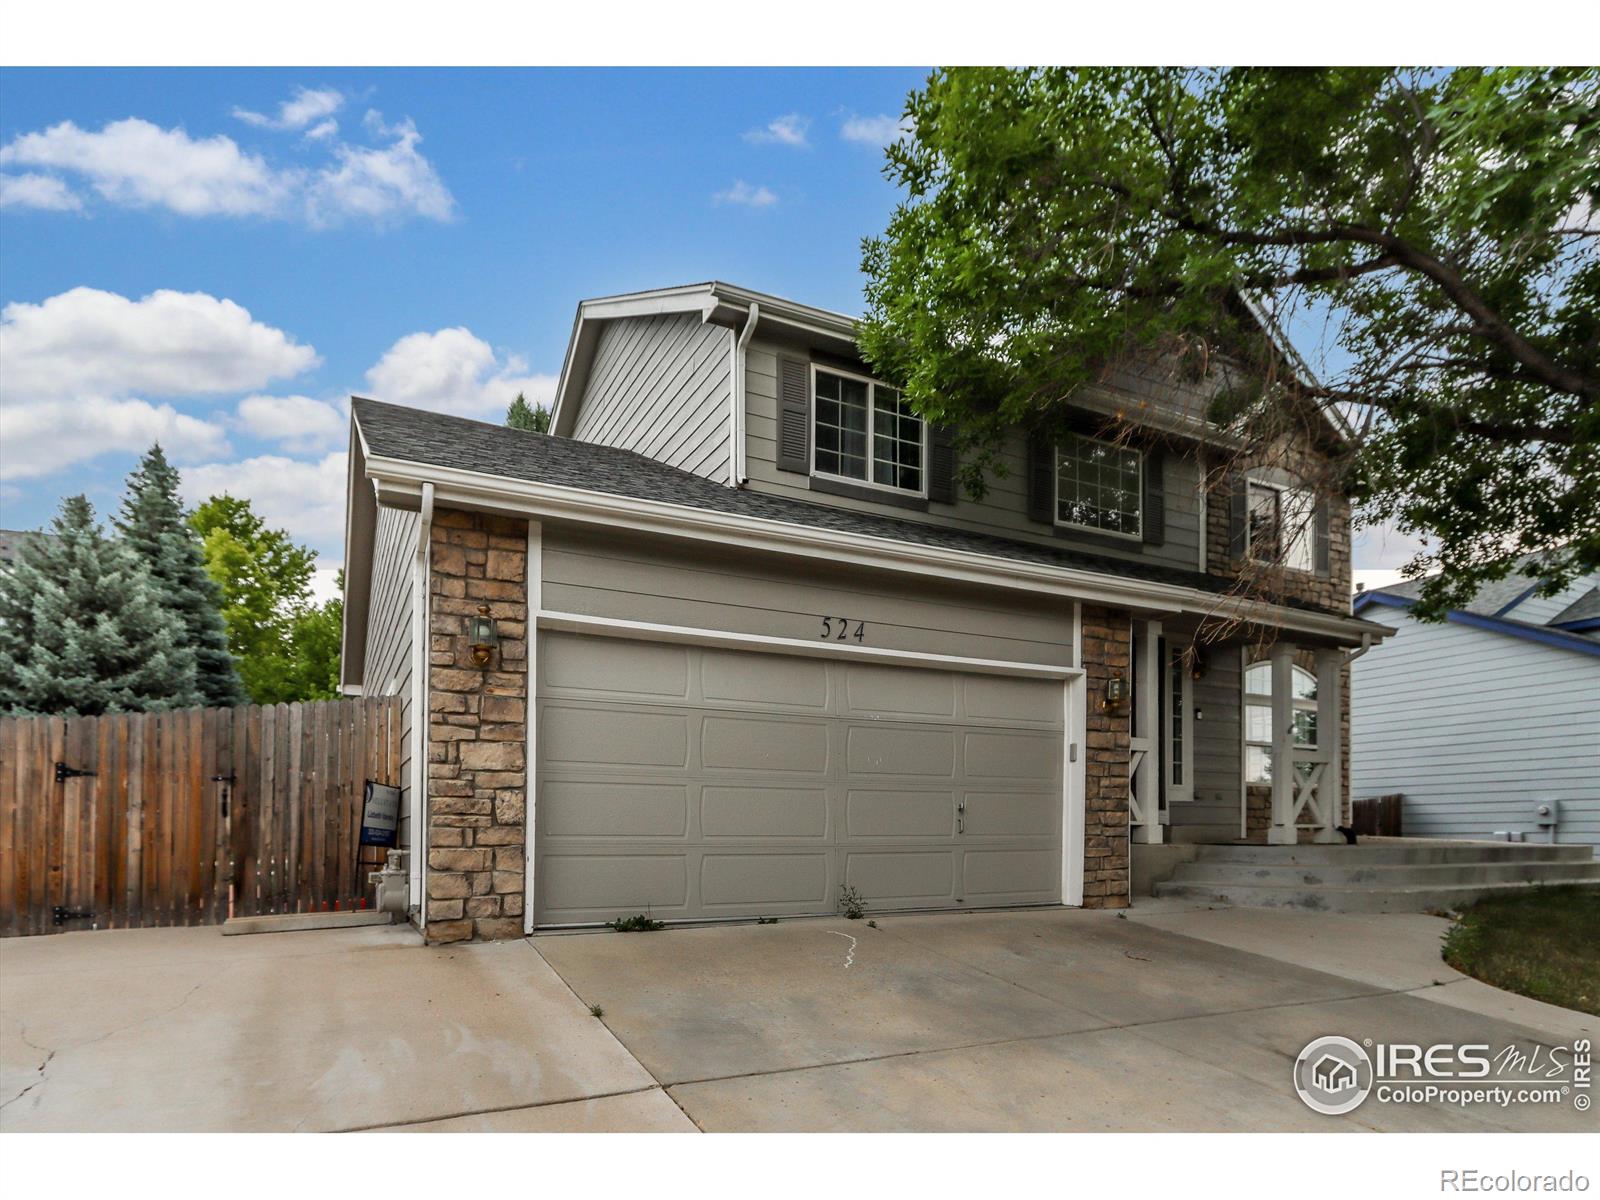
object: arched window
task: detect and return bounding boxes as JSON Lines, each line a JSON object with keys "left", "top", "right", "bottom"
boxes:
{"left": 1242, "top": 661, "right": 1318, "bottom": 784}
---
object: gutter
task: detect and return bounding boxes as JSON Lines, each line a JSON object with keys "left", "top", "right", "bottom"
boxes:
{"left": 1355, "top": 590, "right": 1600, "bottom": 658}
{"left": 362, "top": 450, "right": 1391, "bottom": 648}
{"left": 408, "top": 481, "right": 435, "bottom": 923}
{"left": 729, "top": 301, "right": 759, "bottom": 487}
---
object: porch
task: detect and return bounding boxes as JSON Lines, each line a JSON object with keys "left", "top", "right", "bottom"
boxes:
{"left": 1125, "top": 618, "right": 1349, "bottom": 850}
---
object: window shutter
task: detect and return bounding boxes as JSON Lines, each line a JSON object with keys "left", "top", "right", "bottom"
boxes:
{"left": 1314, "top": 497, "right": 1331, "bottom": 575}
{"left": 1228, "top": 475, "right": 1250, "bottom": 559}
{"left": 1027, "top": 436, "right": 1055, "bottom": 524}
{"left": 1141, "top": 449, "right": 1165, "bottom": 546}
{"left": 928, "top": 425, "right": 958, "bottom": 504}
{"left": 776, "top": 357, "right": 810, "bottom": 474}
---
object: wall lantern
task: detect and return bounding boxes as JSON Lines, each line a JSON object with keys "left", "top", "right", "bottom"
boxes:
{"left": 466, "top": 605, "right": 499, "bottom": 667}
{"left": 1102, "top": 674, "right": 1129, "bottom": 712}
{"left": 1190, "top": 651, "right": 1210, "bottom": 681}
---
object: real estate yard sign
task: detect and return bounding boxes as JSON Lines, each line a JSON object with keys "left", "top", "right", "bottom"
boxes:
{"left": 360, "top": 781, "right": 401, "bottom": 847}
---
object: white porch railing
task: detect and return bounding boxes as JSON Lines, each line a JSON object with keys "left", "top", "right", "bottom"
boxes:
{"left": 1268, "top": 646, "right": 1344, "bottom": 845}
{"left": 1129, "top": 620, "right": 1165, "bottom": 844}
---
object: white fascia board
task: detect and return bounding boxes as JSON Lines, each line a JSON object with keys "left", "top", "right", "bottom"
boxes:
{"left": 362, "top": 452, "right": 1390, "bottom": 647}
{"left": 706, "top": 282, "right": 859, "bottom": 347}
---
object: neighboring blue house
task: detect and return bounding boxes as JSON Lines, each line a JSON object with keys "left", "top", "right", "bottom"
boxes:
{"left": 1350, "top": 556, "right": 1600, "bottom": 846}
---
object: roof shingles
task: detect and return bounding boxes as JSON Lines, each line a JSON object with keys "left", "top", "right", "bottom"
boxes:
{"left": 352, "top": 397, "right": 1340, "bottom": 612}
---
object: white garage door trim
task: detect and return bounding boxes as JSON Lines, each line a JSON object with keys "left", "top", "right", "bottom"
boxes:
{"left": 522, "top": 602, "right": 1087, "bottom": 931}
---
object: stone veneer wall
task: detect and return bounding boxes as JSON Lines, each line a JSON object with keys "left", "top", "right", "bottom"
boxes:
{"left": 1080, "top": 605, "right": 1132, "bottom": 908}
{"left": 425, "top": 509, "right": 529, "bottom": 943}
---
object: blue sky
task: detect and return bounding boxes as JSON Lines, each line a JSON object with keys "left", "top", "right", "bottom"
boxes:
{"left": 0, "top": 67, "right": 1411, "bottom": 588}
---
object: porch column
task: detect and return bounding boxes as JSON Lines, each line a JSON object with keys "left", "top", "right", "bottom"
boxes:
{"left": 1266, "top": 643, "right": 1298, "bottom": 845}
{"left": 1130, "top": 620, "right": 1163, "bottom": 844}
{"left": 1312, "top": 649, "right": 1345, "bottom": 844}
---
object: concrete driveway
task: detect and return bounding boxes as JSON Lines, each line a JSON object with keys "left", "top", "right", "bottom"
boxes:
{"left": 536, "top": 904, "right": 1596, "bottom": 1133}
{"left": 3, "top": 904, "right": 1592, "bottom": 1132}
{"left": 0, "top": 923, "right": 692, "bottom": 1132}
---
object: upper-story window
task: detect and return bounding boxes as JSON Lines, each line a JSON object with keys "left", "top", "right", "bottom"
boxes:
{"left": 811, "top": 365, "right": 925, "bottom": 494}
{"left": 1248, "top": 479, "right": 1316, "bottom": 571}
{"left": 1055, "top": 432, "right": 1143, "bottom": 539}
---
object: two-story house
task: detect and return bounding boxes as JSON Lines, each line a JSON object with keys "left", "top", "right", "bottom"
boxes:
{"left": 338, "top": 281, "right": 1389, "bottom": 943}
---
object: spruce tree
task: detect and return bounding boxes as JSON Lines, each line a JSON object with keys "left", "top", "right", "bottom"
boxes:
{"left": 0, "top": 495, "right": 201, "bottom": 715}
{"left": 506, "top": 391, "right": 550, "bottom": 433}
{"left": 116, "top": 444, "right": 246, "bottom": 706}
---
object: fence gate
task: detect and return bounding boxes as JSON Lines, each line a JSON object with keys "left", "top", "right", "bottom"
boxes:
{"left": 0, "top": 698, "right": 401, "bottom": 937}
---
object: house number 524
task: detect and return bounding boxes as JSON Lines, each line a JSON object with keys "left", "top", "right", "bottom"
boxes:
{"left": 819, "top": 617, "right": 866, "bottom": 643}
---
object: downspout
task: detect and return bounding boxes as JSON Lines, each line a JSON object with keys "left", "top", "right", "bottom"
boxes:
{"left": 728, "top": 301, "right": 759, "bottom": 487}
{"left": 408, "top": 481, "right": 435, "bottom": 927}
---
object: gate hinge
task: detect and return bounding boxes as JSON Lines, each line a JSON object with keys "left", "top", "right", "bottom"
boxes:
{"left": 55, "top": 761, "right": 97, "bottom": 783}
{"left": 53, "top": 906, "right": 93, "bottom": 926}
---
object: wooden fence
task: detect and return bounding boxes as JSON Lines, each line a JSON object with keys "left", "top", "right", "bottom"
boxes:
{"left": 0, "top": 697, "right": 401, "bottom": 937}
{"left": 1351, "top": 793, "right": 1404, "bottom": 838}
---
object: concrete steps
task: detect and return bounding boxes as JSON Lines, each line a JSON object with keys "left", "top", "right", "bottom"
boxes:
{"left": 1152, "top": 840, "right": 1600, "bottom": 913}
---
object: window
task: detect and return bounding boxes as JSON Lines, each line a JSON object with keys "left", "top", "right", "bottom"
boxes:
{"left": 1055, "top": 432, "right": 1143, "bottom": 538}
{"left": 1243, "top": 660, "right": 1318, "bottom": 784}
{"left": 1248, "top": 479, "right": 1316, "bottom": 571}
{"left": 812, "top": 367, "right": 924, "bottom": 493}
{"left": 1169, "top": 648, "right": 1185, "bottom": 788}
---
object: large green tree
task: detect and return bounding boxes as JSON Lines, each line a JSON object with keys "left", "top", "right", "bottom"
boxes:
{"left": 859, "top": 67, "right": 1598, "bottom": 616}
{"left": 189, "top": 494, "right": 328, "bottom": 704}
{"left": 116, "top": 444, "right": 246, "bottom": 706}
{"left": 0, "top": 496, "right": 199, "bottom": 715}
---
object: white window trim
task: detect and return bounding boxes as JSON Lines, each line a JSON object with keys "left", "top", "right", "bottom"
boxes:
{"left": 809, "top": 362, "right": 929, "bottom": 499}
{"left": 1053, "top": 432, "right": 1144, "bottom": 542}
{"left": 1243, "top": 661, "right": 1317, "bottom": 785}
{"left": 1163, "top": 641, "right": 1194, "bottom": 802}
{"left": 1246, "top": 477, "right": 1317, "bottom": 574}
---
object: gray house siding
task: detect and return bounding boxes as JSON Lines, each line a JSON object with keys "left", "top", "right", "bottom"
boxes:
{"left": 541, "top": 524, "right": 1078, "bottom": 669}
{"left": 741, "top": 339, "right": 1205, "bottom": 573}
{"left": 363, "top": 503, "right": 420, "bottom": 852}
{"left": 1351, "top": 605, "right": 1600, "bottom": 846}
{"left": 571, "top": 312, "right": 731, "bottom": 482}
{"left": 1172, "top": 637, "right": 1244, "bottom": 841}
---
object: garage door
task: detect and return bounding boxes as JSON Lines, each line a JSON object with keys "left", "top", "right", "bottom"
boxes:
{"left": 533, "top": 632, "right": 1065, "bottom": 926}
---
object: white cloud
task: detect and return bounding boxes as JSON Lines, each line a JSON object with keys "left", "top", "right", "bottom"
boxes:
{"left": 0, "top": 395, "right": 229, "bottom": 482}
{"left": 712, "top": 180, "right": 778, "bottom": 208}
{"left": 177, "top": 452, "right": 347, "bottom": 552}
{"left": 235, "top": 393, "right": 348, "bottom": 452}
{"left": 840, "top": 113, "right": 914, "bottom": 147}
{"left": 233, "top": 87, "right": 344, "bottom": 132}
{"left": 309, "top": 561, "right": 343, "bottom": 604}
{"left": 0, "top": 287, "right": 318, "bottom": 403}
{"left": 0, "top": 172, "right": 82, "bottom": 211}
{"left": 305, "top": 117, "right": 454, "bottom": 227}
{"left": 0, "top": 111, "right": 453, "bottom": 227}
{"left": 1352, "top": 519, "right": 1432, "bottom": 571}
{"left": 0, "top": 118, "right": 298, "bottom": 217}
{"left": 744, "top": 113, "right": 810, "bottom": 148}
{"left": 363, "top": 327, "right": 554, "bottom": 419}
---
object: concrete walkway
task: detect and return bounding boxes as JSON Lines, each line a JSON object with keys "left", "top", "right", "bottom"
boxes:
{"left": 0, "top": 924, "right": 692, "bottom": 1132}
